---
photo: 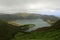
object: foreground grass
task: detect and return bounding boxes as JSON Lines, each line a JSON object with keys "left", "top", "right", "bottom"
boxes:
{"left": 11, "top": 28, "right": 60, "bottom": 40}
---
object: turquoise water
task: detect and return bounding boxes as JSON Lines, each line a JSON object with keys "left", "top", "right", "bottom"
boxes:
{"left": 15, "top": 19, "right": 51, "bottom": 32}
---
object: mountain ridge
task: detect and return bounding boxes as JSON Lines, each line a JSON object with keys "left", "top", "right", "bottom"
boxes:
{"left": 0, "top": 13, "right": 60, "bottom": 24}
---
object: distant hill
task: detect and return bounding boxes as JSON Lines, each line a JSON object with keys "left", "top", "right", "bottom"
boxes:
{"left": 39, "top": 15, "right": 60, "bottom": 24}
{"left": 0, "top": 13, "right": 60, "bottom": 24}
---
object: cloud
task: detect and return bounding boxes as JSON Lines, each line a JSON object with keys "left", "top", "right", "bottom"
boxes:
{"left": 0, "top": 0, "right": 60, "bottom": 14}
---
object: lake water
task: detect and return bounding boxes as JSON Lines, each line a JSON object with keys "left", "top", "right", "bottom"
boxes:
{"left": 15, "top": 19, "right": 51, "bottom": 32}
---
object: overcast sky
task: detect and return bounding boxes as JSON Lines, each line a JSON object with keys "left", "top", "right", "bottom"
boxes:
{"left": 0, "top": 0, "right": 60, "bottom": 16}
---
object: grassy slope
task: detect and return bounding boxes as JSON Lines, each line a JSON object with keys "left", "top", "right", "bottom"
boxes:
{"left": 0, "top": 19, "right": 35, "bottom": 40}
{"left": 11, "top": 29, "right": 60, "bottom": 40}
{"left": 11, "top": 20, "right": 60, "bottom": 40}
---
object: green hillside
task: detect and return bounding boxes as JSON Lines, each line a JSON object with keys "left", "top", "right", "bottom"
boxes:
{"left": 0, "top": 20, "right": 20, "bottom": 40}
{"left": 11, "top": 20, "right": 60, "bottom": 40}
{"left": 11, "top": 29, "right": 60, "bottom": 40}
{"left": 0, "top": 20, "right": 35, "bottom": 40}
